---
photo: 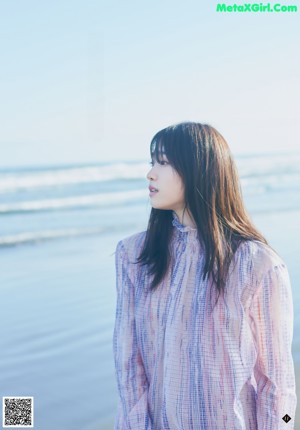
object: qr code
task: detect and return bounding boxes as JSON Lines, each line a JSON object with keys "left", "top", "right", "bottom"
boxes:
{"left": 2, "top": 397, "right": 34, "bottom": 427}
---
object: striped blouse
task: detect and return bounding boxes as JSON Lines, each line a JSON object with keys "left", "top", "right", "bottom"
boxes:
{"left": 113, "top": 211, "right": 297, "bottom": 429}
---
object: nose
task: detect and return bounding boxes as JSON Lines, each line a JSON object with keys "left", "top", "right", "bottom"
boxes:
{"left": 146, "top": 166, "right": 156, "bottom": 181}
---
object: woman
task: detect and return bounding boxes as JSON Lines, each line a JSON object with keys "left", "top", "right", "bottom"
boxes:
{"left": 112, "top": 122, "right": 297, "bottom": 429}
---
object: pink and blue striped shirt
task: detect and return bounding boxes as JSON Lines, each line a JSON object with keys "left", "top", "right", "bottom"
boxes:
{"left": 113, "top": 211, "right": 297, "bottom": 429}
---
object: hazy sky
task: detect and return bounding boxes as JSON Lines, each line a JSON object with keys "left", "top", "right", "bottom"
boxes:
{"left": 0, "top": 1, "right": 299, "bottom": 167}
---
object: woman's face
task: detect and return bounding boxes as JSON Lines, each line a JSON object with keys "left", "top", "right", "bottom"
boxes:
{"left": 146, "top": 152, "right": 185, "bottom": 212}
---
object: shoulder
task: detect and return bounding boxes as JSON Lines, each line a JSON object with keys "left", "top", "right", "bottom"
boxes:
{"left": 234, "top": 239, "right": 286, "bottom": 283}
{"left": 227, "top": 239, "right": 288, "bottom": 307}
{"left": 115, "top": 230, "right": 147, "bottom": 262}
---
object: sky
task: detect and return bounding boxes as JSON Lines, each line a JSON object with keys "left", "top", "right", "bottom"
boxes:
{"left": 0, "top": 0, "right": 299, "bottom": 167}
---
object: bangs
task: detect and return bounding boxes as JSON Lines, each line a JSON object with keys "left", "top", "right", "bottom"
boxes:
{"left": 150, "top": 138, "right": 166, "bottom": 163}
{"left": 149, "top": 125, "right": 182, "bottom": 168}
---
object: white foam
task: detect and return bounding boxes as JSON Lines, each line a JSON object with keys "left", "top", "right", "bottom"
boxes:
{"left": 1, "top": 154, "right": 300, "bottom": 194}
{"left": 0, "top": 163, "right": 150, "bottom": 193}
{"left": 0, "top": 228, "right": 104, "bottom": 246}
{"left": 236, "top": 153, "right": 300, "bottom": 177}
{"left": 0, "top": 189, "right": 147, "bottom": 213}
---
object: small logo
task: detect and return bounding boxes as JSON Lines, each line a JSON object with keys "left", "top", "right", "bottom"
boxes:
{"left": 282, "top": 414, "right": 291, "bottom": 423}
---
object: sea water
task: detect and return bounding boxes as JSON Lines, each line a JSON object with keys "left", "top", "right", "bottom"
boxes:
{"left": 0, "top": 152, "right": 299, "bottom": 429}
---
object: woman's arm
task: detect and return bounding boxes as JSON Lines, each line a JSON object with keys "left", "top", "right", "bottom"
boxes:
{"left": 113, "top": 240, "right": 152, "bottom": 430}
{"left": 248, "top": 263, "right": 297, "bottom": 429}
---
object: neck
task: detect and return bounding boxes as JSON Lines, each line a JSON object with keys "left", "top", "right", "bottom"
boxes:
{"left": 173, "top": 209, "right": 197, "bottom": 229}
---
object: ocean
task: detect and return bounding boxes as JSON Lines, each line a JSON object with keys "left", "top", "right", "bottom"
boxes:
{"left": 0, "top": 152, "right": 299, "bottom": 429}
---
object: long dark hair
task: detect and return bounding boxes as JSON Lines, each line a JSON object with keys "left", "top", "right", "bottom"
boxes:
{"left": 136, "top": 122, "right": 270, "bottom": 307}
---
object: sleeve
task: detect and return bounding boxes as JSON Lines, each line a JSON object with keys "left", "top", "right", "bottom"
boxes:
{"left": 248, "top": 262, "right": 297, "bottom": 429}
{"left": 113, "top": 240, "right": 152, "bottom": 430}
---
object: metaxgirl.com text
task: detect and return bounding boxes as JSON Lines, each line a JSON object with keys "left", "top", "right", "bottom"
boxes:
{"left": 216, "top": 3, "right": 297, "bottom": 12}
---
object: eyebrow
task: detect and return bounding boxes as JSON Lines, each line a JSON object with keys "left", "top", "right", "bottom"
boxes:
{"left": 153, "top": 151, "right": 166, "bottom": 157}
{"left": 152, "top": 153, "right": 167, "bottom": 162}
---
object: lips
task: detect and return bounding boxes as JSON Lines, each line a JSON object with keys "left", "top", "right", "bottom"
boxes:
{"left": 149, "top": 185, "right": 159, "bottom": 192}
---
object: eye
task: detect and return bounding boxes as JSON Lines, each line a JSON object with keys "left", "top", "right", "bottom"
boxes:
{"left": 148, "top": 160, "right": 168, "bottom": 166}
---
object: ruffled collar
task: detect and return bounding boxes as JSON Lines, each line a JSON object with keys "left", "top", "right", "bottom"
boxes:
{"left": 171, "top": 211, "right": 198, "bottom": 233}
